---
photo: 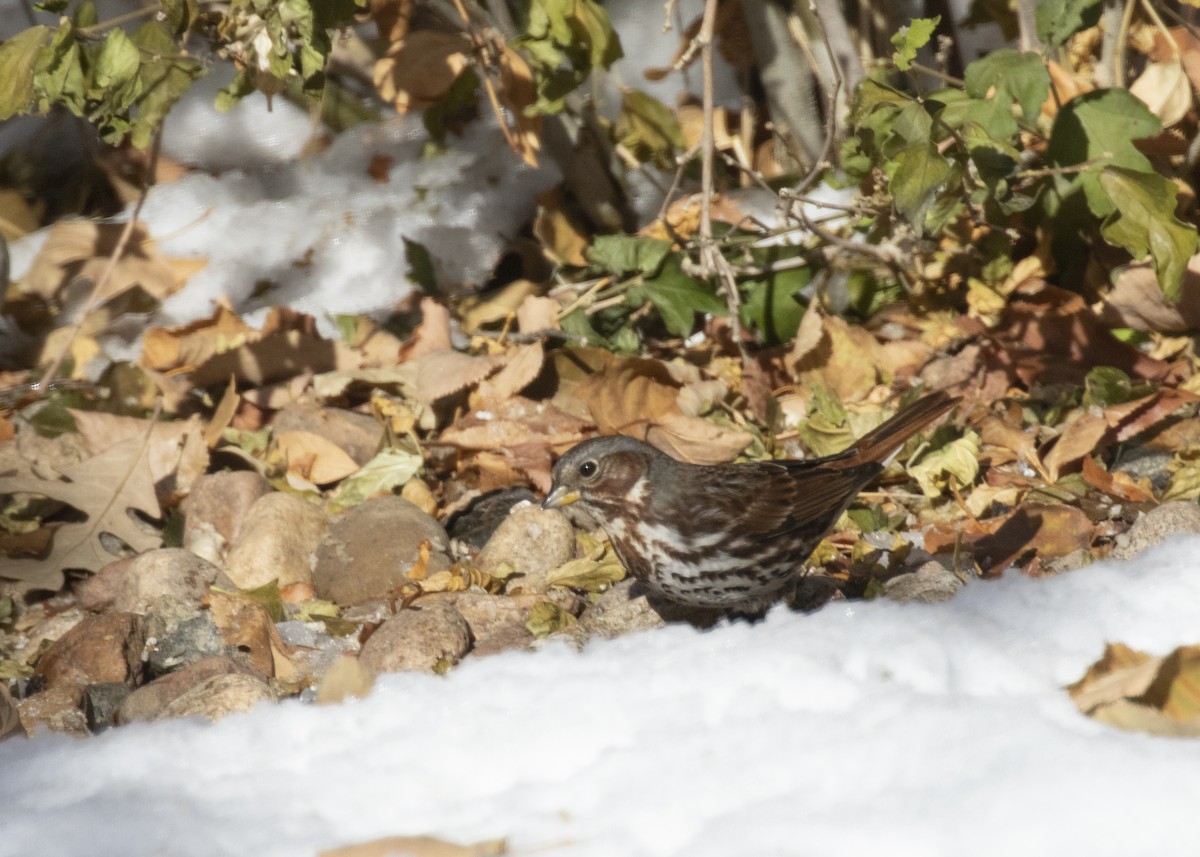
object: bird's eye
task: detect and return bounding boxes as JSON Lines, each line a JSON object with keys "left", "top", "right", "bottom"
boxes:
{"left": 579, "top": 460, "right": 598, "bottom": 479}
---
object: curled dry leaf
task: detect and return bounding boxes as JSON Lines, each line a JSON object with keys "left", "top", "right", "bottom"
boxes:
{"left": 907, "top": 430, "right": 981, "bottom": 499}
{"left": 143, "top": 306, "right": 356, "bottom": 389}
{"left": 373, "top": 30, "right": 472, "bottom": 113}
{"left": 1098, "top": 255, "right": 1200, "bottom": 333}
{"left": 1069, "top": 642, "right": 1200, "bottom": 737}
{"left": 272, "top": 430, "right": 361, "bottom": 486}
{"left": 563, "top": 353, "right": 750, "bottom": 464}
{"left": 1129, "top": 60, "right": 1192, "bottom": 127}
{"left": 19, "top": 220, "right": 200, "bottom": 305}
{"left": 477, "top": 341, "right": 544, "bottom": 402}
{"left": 1042, "top": 389, "right": 1200, "bottom": 481}
{"left": 791, "top": 306, "right": 889, "bottom": 403}
{"left": 459, "top": 279, "right": 538, "bottom": 332}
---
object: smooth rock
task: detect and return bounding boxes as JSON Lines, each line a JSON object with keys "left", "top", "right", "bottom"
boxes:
{"left": 1110, "top": 501, "right": 1200, "bottom": 561}
{"left": 147, "top": 612, "right": 229, "bottom": 676}
{"left": 17, "top": 686, "right": 88, "bottom": 737}
{"left": 313, "top": 496, "right": 452, "bottom": 606}
{"left": 447, "top": 488, "right": 539, "bottom": 549}
{"left": 182, "top": 470, "right": 271, "bottom": 562}
{"left": 577, "top": 579, "right": 667, "bottom": 638}
{"left": 74, "top": 557, "right": 134, "bottom": 612}
{"left": 883, "top": 561, "right": 965, "bottom": 603}
{"left": 359, "top": 601, "right": 471, "bottom": 673}
{"left": 224, "top": 492, "right": 329, "bottom": 590}
{"left": 35, "top": 612, "right": 146, "bottom": 697}
{"left": 443, "top": 590, "right": 581, "bottom": 657}
{"left": 159, "top": 673, "right": 275, "bottom": 721}
{"left": 119, "top": 656, "right": 266, "bottom": 724}
{"left": 83, "top": 682, "right": 131, "bottom": 733}
{"left": 476, "top": 505, "right": 575, "bottom": 595}
{"left": 113, "top": 548, "right": 223, "bottom": 614}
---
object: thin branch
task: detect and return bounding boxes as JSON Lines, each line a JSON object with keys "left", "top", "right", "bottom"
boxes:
{"left": 36, "top": 126, "right": 165, "bottom": 391}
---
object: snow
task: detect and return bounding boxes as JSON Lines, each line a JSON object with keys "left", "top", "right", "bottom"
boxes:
{"left": 4, "top": 538, "right": 1200, "bottom": 857}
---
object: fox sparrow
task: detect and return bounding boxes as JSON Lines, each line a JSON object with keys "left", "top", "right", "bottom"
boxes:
{"left": 542, "top": 391, "right": 959, "bottom": 610}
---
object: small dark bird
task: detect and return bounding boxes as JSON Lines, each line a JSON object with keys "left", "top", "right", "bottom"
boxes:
{"left": 542, "top": 391, "right": 959, "bottom": 610}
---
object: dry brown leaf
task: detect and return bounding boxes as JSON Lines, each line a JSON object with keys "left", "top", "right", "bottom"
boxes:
{"left": 516, "top": 295, "right": 561, "bottom": 333}
{"left": 370, "top": 0, "right": 414, "bottom": 42}
{"left": 1129, "top": 60, "right": 1192, "bottom": 127}
{"left": 1043, "top": 389, "right": 1200, "bottom": 480}
{"left": 534, "top": 188, "right": 589, "bottom": 266}
{"left": 0, "top": 435, "right": 161, "bottom": 588}
{"left": 412, "top": 351, "right": 503, "bottom": 403}
{"left": 399, "top": 297, "right": 454, "bottom": 361}
{"left": 141, "top": 304, "right": 255, "bottom": 372}
{"left": 68, "top": 410, "right": 210, "bottom": 502}
{"left": 968, "top": 503, "right": 1094, "bottom": 574}
{"left": 459, "top": 279, "right": 538, "bottom": 332}
{"left": 315, "top": 654, "right": 376, "bottom": 705}
{"left": 0, "top": 683, "right": 22, "bottom": 739}
{"left": 996, "top": 282, "right": 1173, "bottom": 387}
{"left": 1069, "top": 642, "right": 1200, "bottom": 736}
{"left": 143, "top": 306, "right": 355, "bottom": 389}
{"left": 1099, "top": 255, "right": 1200, "bottom": 333}
{"left": 1080, "top": 456, "right": 1156, "bottom": 502}
{"left": 208, "top": 591, "right": 297, "bottom": 679}
{"left": 0, "top": 188, "right": 40, "bottom": 241}
{"left": 790, "top": 305, "right": 888, "bottom": 402}
{"left": 477, "top": 342, "right": 544, "bottom": 402}
{"left": 560, "top": 353, "right": 750, "bottom": 464}
{"left": 496, "top": 42, "right": 541, "bottom": 167}
{"left": 373, "top": 31, "right": 472, "bottom": 113}
{"left": 319, "top": 835, "right": 506, "bottom": 857}
{"left": 205, "top": 377, "right": 241, "bottom": 448}
{"left": 19, "top": 221, "right": 197, "bottom": 305}
{"left": 273, "top": 430, "right": 361, "bottom": 485}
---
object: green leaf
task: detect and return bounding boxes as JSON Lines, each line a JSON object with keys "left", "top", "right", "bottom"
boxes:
{"left": 1096, "top": 168, "right": 1199, "bottom": 301}
{"left": 891, "top": 16, "right": 940, "bottom": 71}
{"left": 95, "top": 28, "right": 140, "bottom": 89}
{"left": 1036, "top": 0, "right": 1103, "bottom": 48}
{"left": 0, "top": 26, "right": 51, "bottom": 119}
{"left": 890, "top": 143, "right": 952, "bottom": 229}
{"left": 1047, "top": 89, "right": 1158, "bottom": 175}
{"left": 739, "top": 261, "right": 811, "bottom": 345}
{"left": 616, "top": 89, "right": 683, "bottom": 169}
{"left": 963, "top": 49, "right": 1050, "bottom": 137}
{"left": 33, "top": 23, "right": 84, "bottom": 110}
{"left": 1083, "top": 367, "right": 1144, "bottom": 408}
{"left": 587, "top": 235, "right": 672, "bottom": 276}
{"left": 631, "top": 255, "right": 726, "bottom": 337}
{"left": 160, "top": 0, "right": 199, "bottom": 35}
{"left": 403, "top": 237, "right": 438, "bottom": 292}
{"left": 327, "top": 449, "right": 424, "bottom": 514}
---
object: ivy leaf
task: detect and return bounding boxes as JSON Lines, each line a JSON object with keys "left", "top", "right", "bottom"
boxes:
{"left": 587, "top": 235, "right": 672, "bottom": 276}
{"left": 964, "top": 49, "right": 1050, "bottom": 136}
{"left": 1096, "top": 168, "right": 1199, "bottom": 301}
{"left": 1036, "top": 0, "right": 1103, "bottom": 49}
{"left": 629, "top": 256, "right": 726, "bottom": 337}
{"left": 616, "top": 89, "right": 683, "bottom": 169}
{"left": 0, "top": 26, "right": 51, "bottom": 119}
{"left": 890, "top": 143, "right": 952, "bottom": 230}
{"left": 1047, "top": 89, "right": 1158, "bottom": 176}
{"left": 891, "top": 16, "right": 940, "bottom": 71}
{"left": 739, "top": 259, "right": 811, "bottom": 345}
{"left": 95, "top": 28, "right": 140, "bottom": 90}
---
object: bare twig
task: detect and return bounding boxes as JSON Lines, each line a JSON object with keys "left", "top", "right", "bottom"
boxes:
{"left": 695, "top": 0, "right": 748, "bottom": 362}
{"left": 36, "top": 126, "right": 165, "bottom": 391}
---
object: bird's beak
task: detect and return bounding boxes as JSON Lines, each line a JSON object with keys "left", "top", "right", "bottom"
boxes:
{"left": 542, "top": 486, "right": 580, "bottom": 509}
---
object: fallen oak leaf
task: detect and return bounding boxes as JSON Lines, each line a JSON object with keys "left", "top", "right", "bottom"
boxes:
{"left": 0, "top": 435, "right": 161, "bottom": 588}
